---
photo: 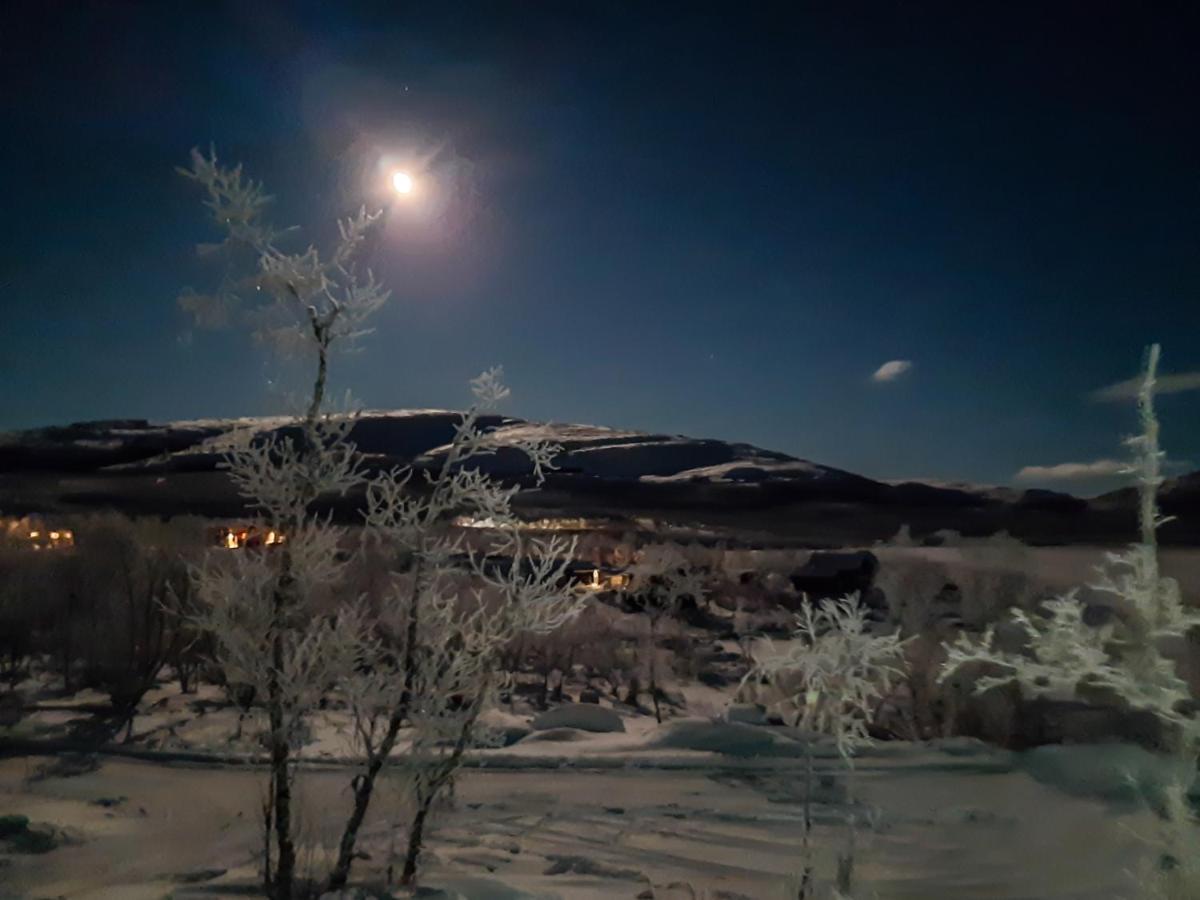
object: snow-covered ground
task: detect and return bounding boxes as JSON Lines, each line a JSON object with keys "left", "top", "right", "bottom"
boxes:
{"left": 5, "top": 543, "right": 1198, "bottom": 898}
{"left": 0, "top": 738, "right": 1161, "bottom": 900}
{"left": 0, "top": 646, "right": 1178, "bottom": 900}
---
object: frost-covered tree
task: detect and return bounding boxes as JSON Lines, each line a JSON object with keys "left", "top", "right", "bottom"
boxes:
{"left": 325, "top": 369, "right": 583, "bottom": 889}
{"left": 625, "top": 543, "right": 708, "bottom": 722}
{"left": 740, "top": 595, "right": 906, "bottom": 898}
{"left": 940, "top": 345, "right": 1200, "bottom": 898}
{"left": 180, "top": 149, "right": 585, "bottom": 897}
{"left": 182, "top": 145, "right": 389, "bottom": 899}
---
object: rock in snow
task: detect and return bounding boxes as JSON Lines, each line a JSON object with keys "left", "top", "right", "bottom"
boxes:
{"left": 530, "top": 703, "right": 626, "bottom": 733}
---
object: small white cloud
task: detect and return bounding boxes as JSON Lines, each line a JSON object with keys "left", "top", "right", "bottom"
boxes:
{"left": 871, "top": 360, "right": 913, "bottom": 383}
{"left": 1014, "top": 459, "right": 1126, "bottom": 482}
{"left": 1090, "top": 370, "right": 1200, "bottom": 402}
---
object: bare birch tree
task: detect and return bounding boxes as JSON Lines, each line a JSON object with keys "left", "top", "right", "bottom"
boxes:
{"left": 181, "top": 145, "right": 388, "bottom": 899}
{"left": 325, "top": 370, "right": 584, "bottom": 890}
{"left": 181, "top": 148, "right": 585, "bottom": 897}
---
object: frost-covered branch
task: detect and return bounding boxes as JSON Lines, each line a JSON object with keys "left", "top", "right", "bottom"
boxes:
{"left": 938, "top": 344, "right": 1199, "bottom": 898}
{"left": 939, "top": 345, "right": 1196, "bottom": 737}
{"left": 739, "top": 593, "right": 906, "bottom": 897}
{"left": 940, "top": 591, "right": 1112, "bottom": 700}
{"left": 178, "top": 147, "right": 389, "bottom": 359}
{"left": 182, "top": 149, "right": 583, "bottom": 896}
{"left": 325, "top": 368, "right": 582, "bottom": 890}
{"left": 745, "top": 595, "right": 907, "bottom": 760}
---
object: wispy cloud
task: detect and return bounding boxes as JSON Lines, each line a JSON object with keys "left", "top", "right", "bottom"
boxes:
{"left": 1090, "top": 370, "right": 1200, "bottom": 402}
{"left": 871, "top": 360, "right": 912, "bottom": 383}
{"left": 1014, "top": 459, "right": 1126, "bottom": 482}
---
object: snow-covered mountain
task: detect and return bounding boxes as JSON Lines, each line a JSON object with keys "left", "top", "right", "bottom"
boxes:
{"left": 0, "top": 412, "right": 876, "bottom": 490}
{"left": 0, "top": 413, "right": 1192, "bottom": 544}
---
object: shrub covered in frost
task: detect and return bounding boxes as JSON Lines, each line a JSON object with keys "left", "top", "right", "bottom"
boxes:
{"left": 738, "top": 595, "right": 906, "bottom": 897}
{"left": 940, "top": 345, "right": 1200, "bottom": 899}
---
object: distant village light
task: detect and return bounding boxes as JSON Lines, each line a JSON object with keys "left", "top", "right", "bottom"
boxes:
{"left": 577, "top": 566, "right": 629, "bottom": 592}
{"left": 217, "top": 524, "right": 286, "bottom": 550}
{"left": 4, "top": 518, "right": 74, "bottom": 551}
{"left": 452, "top": 514, "right": 597, "bottom": 531}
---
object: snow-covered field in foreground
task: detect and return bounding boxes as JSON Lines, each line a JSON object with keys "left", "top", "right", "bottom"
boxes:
{"left": 1, "top": 742, "right": 1160, "bottom": 900}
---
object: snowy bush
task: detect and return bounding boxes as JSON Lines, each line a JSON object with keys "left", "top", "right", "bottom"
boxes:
{"left": 738, "top": 595, "right": 907, "bottom": 897}
{"left": 744, "top": 596, "right": 906, "bottom": 757}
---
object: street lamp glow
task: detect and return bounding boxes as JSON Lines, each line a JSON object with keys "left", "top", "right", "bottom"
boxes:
{"left": 391, "top": 171, "right": 414, "bottom": 195}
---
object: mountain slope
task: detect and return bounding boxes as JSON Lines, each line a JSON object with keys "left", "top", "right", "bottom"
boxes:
{"left": 0, "top": 413, "right": 1193, "bottom": 545}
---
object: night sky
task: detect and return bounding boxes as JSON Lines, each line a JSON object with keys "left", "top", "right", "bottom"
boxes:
{"left": 2, "top": 3, "right": 1198, "bottom": 492}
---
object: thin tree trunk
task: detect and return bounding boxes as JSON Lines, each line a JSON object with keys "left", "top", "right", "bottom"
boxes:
{"left": 303, "top": 314, "right": 330, "bottom": 430}
{"left": 564, "top": 646, "right": 576, "bottom": 695}
{"left": 648, "top": 617, "right": 662, "bottom": 724}
{"left": 263, "top": 322, "right": 332, "bottom": 900}
{"left": 399, "top": 687, "right": 487, "bottom": 887}
{"left": 262, "top": 772, "right": 275, "bottom": 893}
{"left": 798, "top": 736, "right": 814, "bottom": 898}
{"left": 550, "top": 656, "right": 564, "bottom": 704}
{"left": 267, "top": 621, "right": 295, "bottom": 900}
{"left": 836, "top": 762, "right": 857, "bottom": 895}
{"left": 264, "top": 541, "right": 301, "bottom": 899}
{"left": 399, "top": 801, "right": 432, "bottom": 887}
{"left": 399, "top": 739, "right": 473, "bottom": 883}
{"left": 326, "top": 552, "right": 426, "bottom": 890}
{"left": 328, "top": 405, "right": 490, "bottom": 890}
{"left": 325, "top": 709, "right": 405, "bottom": 891}
{"left": 62, "top": 593, "right": 77, "bottom": 693}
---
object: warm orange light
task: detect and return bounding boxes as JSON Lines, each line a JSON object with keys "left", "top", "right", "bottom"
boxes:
{"left": 2, "top": 519, "right": 73, "bottom": 550}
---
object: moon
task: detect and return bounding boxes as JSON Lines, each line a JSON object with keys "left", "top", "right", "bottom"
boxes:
{"left": 391, "top": 171, "right": 414, "bottom": 195}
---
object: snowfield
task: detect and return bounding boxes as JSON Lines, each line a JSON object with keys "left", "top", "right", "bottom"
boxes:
{"left": 0, "top": 735, "right": 1162, "bottom": 900}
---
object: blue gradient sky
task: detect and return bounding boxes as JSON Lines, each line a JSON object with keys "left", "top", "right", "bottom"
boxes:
{"left": 1, "top": 3, "right": 1197, "bottom": 491}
